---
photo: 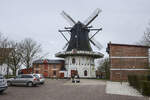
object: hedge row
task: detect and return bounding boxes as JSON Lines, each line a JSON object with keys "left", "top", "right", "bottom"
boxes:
{"left": 4, "top": 75, "right": 16, "bottom": 79}
{"left": 128, "top": 75, "right": 150, "bottom": 96}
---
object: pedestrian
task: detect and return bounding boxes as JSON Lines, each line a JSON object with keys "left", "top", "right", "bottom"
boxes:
{"left": 71, "top": 74, "right": 75, "bottom": 83}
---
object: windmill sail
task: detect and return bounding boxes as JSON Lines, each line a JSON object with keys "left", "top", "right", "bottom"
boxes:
{"left": 61, "top": 11, "right": 76, "bottom": 26}
{"left": 89, "top": 34, "right": 102, "bottom": 50}
{"left": 83, "top": 8, "right": 102, "bottom": 26}
{"left": 62, "top": 42, "right": 69, "bottom": 50}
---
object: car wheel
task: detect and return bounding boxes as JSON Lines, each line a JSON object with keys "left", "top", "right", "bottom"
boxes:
{"left": 41, "top": 82, "right": 44, "bottom": 85}
{"left": 0, "top": 90, "right": 4, "bottom": 93}
{"left": 27, "top": 82, "right": 33, "bottom": 87}
{"left": 7, "top": 81, "right": 12, "bottom": 86}
{"left": 33, "top": 84, "right": 37, "bottom": 87}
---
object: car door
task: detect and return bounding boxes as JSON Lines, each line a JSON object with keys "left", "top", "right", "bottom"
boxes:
{"left": 12, "top": 75, "right": 22, "bottom": 85}
{"left": 0, "top": 75, "right": 4, "bottom": 87}
{"left": 22, "top": 75, "right": 30, "bottom": 85}
{"left": 19, "top": 75, "right": 27, "bottom": 85}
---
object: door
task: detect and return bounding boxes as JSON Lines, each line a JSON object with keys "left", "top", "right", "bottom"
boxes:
{"left": 60, "top": 73, "right": 64, "bottom": 78}
{"left": 44, "top": 71, "right": 48, "bottom": 77}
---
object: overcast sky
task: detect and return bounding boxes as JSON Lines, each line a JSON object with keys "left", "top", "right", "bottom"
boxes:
{"left": 0, "top": 0, "right": 150, "bottom": 59}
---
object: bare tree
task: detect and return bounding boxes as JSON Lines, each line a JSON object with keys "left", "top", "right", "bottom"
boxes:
{"left": 138, "top": 23, "right": 150, "bottom": 46}
{"left": 97, "top": 58, "right": 110, "bottom": 79}
{"left": 0, "top": 33, "right": 10, "bottom": 64}
{"left": 0, "top": 33, "right": 13, "bottom": 77}
{"left": 19, "top": 38, "right": 42, "bottom": 68}
{"left": 5, "top": 41, "right": 23, "bottom": 76}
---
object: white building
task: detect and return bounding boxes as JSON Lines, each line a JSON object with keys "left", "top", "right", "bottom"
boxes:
{"left": 56, "top": 50, "right": 103, "bottom": 78}
{"left": 0, "top": 64, "right": 13, "bottom": 75}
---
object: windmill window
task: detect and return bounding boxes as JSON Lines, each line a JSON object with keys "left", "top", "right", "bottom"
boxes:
{"left": 84, "top": 70, "right": 87, "bottom": 76}
{"left": 72, "top": 58, "right": 75, "bottom": 64}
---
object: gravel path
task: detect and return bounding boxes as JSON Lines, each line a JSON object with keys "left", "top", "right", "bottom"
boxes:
{"left": 106, "top": 81, "right": 143, "bottom": 97}
{"left": 0, "top": 79, "right": 148, "bottom": 100}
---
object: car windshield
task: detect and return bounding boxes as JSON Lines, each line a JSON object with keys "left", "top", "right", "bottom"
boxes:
{"left": 40, "top": 74, "right": 44, "bottom": 78}
{"left": 34, "top": 75, "right": 40, "bottom": 79}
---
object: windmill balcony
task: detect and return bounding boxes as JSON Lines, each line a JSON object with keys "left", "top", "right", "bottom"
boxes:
{"left": 55, "top": 50, "right": 104, "bottom": 58}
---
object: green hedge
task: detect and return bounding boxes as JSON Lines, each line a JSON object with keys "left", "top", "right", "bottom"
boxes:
{"left": 128, "top": 75, "right": 150, "bottom": 97}
{"left": 141, "top": 81, "right": 150, "bottom": 96}
{"left": 4, "top": 75, "right": 16, "bottom": 79}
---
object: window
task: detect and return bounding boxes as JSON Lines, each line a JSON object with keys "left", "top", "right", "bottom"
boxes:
{"left": 53, "top": 64, "right": 56, "bottom": 68}
{"left": 44, "top": 64, "right": 48, "bottom": 70}
{"left": 84, "top": 70, "right": 87, "bottom": 76}
{"left": 36, "top": 70, "right": 39, "bottom": 73}
{"left": 16, "top": 75, "right": 22, "bottom": 78}
{"left": 22, "top": 75, "right": 33, "bottom": 78}
{"left": 72, "top": 58, "right": 75, "bottom": 64}
{"left": 53, "top": 71, "right": 56, "bottom": 76}
{"left": 36, "top": 64, "right": 39, "bottom": 68}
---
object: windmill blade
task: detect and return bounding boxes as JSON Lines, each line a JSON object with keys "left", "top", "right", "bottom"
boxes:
{"left": 89, "top": 34, "right": 102, "bottom": 50}
{"left": 62, "top": 42, "right": 69, "bottom": 50}
{"left": 61, "top": 11, "right": 76, "bottom": 26}
{"left": 83, "top": 8, "right": 102, "bottom": 26}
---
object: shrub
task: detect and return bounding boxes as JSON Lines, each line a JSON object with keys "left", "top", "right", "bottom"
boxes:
{"left": 147, "top": 75, "right": 150, "bottom": 81}
{"left": 128, "top": 75, "right": 137, "bottom": 87}
{"left": 141, "top": 81, "right": 150, "bottom": 96}
{"left": 128, "top": 74, "right": 150, "bottom": 96}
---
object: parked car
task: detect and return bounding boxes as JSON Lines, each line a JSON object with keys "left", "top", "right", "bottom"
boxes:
{"left": 0, "top": 74, "right": 8, "bottom": 93}
{"left": 33, "top": 74, "right": 45, "bottom": 84}
{"left": 7, "top": 74, "right": 40, "bottom": 87}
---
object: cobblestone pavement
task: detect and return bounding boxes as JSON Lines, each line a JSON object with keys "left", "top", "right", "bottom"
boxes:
{"left": 0, "top": 79, "right": 148, "bottom": 100}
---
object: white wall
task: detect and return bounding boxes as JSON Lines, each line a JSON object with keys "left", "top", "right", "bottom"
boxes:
{"left": 0, "top": 64, "right": 13, "bottom": 75}
{"left": 65, "top": 56, "right": 96, "bottom": 78}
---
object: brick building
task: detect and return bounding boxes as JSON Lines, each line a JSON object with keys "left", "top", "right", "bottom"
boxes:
{"left": 20, "top": 68, "right": 33, "bottom": 74}
{"left": 107, "top": 43, "right": 150, "bottom": 81}
{"left": 33, "top": 59, "right": 65, "bottom": 78}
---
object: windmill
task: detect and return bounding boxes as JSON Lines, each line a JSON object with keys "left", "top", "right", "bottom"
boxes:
{"left": 55, "top": 9, "right": 104, "bottom": 78}
{"left": 59, "top": 8, "right": 103, "bottom": 51}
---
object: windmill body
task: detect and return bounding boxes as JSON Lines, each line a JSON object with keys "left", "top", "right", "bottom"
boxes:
{"left": 55, "top": 9, "right": 104, "bottom": 78}
{"left": 67, "top": 22, "right": 92, "bottom": 51}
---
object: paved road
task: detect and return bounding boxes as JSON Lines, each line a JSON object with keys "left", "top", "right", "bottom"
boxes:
{"left": 0, "top": 79, "right": 148, "bottom": 100}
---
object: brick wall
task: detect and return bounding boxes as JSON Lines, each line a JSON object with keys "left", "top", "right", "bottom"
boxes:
{"left": 109, "top": 45, "right": 148, "bottom": 57}
{"left": 110, "top": 70, "right": 150, "bottom": 81}
{"left": 33, "top": 63, "right": 63, "bottom": 78}
{"left": 111, "top": 58, "right": 148, "bottom": 69}
{"left": 107, "top": 43, "right": 150, "bottom": 81}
